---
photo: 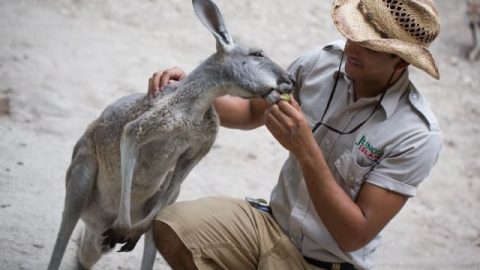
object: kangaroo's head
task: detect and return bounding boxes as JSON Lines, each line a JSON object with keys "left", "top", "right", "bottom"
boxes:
{"left": 193, "top": 0, "right": 295, "bottom": 103}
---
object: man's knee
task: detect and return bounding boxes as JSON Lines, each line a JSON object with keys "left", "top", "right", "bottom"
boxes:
{"left": 153, "top": 220, "right": 197, "bottom": 270}
{"left": 153, "top": 220, "right": 179, "bottom": 257}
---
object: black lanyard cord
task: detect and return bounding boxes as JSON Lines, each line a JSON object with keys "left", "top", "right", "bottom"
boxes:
{"left": 318, "top": 53, "right": 345, "bottom": 126}
{"left": 311, "top": 56, "right": 400, "bottom": 134}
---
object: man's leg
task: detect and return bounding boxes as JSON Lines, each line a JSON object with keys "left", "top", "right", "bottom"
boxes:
{"left": 153, "top": 220, "right": 197, "bottom": 270}
{"left": 152, "top": 196, "right": 311, "bottom": 270}
{"left": 152, "top": 197, "right": 258, "bottom": 270}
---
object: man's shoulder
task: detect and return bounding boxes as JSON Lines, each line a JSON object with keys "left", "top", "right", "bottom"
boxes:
{"left": 289, "top": 39, "right": 346, "bottom": 78}
{"left": 322, "top": 39, "right": 346, "bottom": 52}
{"left": 300, "top": 39, "right": 345, "bottom": 63}
{"left": 289, "top": 40, "right": 347, "bottom": 106}
{"left": 404, "top": 83, "right": 441, "bottom": 132}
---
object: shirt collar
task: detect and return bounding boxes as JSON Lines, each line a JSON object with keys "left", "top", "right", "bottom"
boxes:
{"left": 334, "top": 62, "right": 410, "bottom": 119}
{"left": 379, "top": 70, "right": 410, "bottom": 118}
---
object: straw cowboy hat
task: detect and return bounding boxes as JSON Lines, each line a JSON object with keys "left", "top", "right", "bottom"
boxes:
{"left": 332, "top": 0, "right": 441, "bottom": 79}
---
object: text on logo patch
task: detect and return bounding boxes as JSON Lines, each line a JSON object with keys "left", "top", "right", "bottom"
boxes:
{"left": 355, "top": 135, "right": 384, "bottom": 161}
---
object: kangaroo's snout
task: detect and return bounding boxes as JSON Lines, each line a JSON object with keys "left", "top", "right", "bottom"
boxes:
{"left": 277, "top": 74, "right": 296, "bottom": 94}
{"left": 263, "top": 74, "right": 296, "bottom": 104}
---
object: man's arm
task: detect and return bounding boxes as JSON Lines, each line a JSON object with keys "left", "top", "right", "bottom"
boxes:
{"left": 265, "top": 99, "right": 408, "bottom": 252}
{"left": 213, "top": 96, "right": 271, "bottom": 129}
{"left": 297, "top": 143, "right": 407, "bottom": 251}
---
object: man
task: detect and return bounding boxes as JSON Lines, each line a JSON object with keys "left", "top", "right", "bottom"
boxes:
{"left": 148, "top": 0, "right": 442, "bottom": 269}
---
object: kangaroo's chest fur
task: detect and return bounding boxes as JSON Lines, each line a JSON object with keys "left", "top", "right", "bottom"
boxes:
{"left": 83, "top": 93, "right": 219, "bottom": 217}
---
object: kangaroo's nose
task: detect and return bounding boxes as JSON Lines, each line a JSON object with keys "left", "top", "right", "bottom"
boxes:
{"left": 288, "top": 74, "right": 296, "bottom": 88}
{"left": 277, "top": 74, "right": 296, "bottom": 93}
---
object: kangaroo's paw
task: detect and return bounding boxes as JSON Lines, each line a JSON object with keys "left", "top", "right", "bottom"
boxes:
{"left": 117, "top": 237, "right": 140, "bottom": 252}
{"left": 101, "top": 227, "right": 128, "bottom": 249}
{"left": 101, "top": 227, "right": 142, "bottom": 252}
{"left": 117, "top": 228, "right": 144, "bottom": 252}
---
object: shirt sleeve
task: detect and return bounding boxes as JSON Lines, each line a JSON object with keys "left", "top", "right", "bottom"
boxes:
{"left": 287, "top": 48, "right": 323, "bottom": 103}
{"left": 366, "top": 129, "right": 442, "bottom": 197}
{"left": 287, "top": 40, "right": 346, "bottom": 104}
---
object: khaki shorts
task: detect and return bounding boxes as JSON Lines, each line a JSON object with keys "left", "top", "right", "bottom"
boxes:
{"left": 155, "top": 196, "right": 320, "bottom": 270}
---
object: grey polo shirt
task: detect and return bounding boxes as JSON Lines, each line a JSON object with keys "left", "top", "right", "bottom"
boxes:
{"left": 269, "top": 40, "right": 442, "bottom": 270}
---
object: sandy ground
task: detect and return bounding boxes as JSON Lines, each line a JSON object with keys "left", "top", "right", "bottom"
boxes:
{"left": 0, "top": 0, "right": 479, "bottom": 269}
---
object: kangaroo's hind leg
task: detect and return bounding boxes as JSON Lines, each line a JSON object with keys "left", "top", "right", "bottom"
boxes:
{"left": 47, "top": 139, "right": 98, "bottom": 270}
{"left": 78, "top": 225, "right": 112, "bottom": 269}
{"left": 469, "top": 21, "right": 480, "bottom": 60}
{"left": 140, "top": 227, "right": 157, "bottom": 270}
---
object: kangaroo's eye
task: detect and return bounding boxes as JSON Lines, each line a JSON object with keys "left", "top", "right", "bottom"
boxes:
{"left": 249, "top": 51, "right": 264, "bottom": 57}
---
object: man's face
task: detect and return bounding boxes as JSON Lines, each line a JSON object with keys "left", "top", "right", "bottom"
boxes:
{"left": 344, "top": 40, "right": 402, "bottom": 82}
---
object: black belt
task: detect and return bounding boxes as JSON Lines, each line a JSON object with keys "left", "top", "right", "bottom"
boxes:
{"left": 304, "top": 256, "right": 355, "bottom": 270}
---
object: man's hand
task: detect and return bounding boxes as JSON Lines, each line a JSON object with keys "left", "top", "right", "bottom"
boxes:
{"left": 148, "top": 67, "right": 186, "bottom": 98}
{"left": 264, "top": 98, "right": 316, "bottom": 159}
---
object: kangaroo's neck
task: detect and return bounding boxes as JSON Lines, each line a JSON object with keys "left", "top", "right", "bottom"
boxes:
{"left": 175, "top": 57, "right": 229, "bottom": 116}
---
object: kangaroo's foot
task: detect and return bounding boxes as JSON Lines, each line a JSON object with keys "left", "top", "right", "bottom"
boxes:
{"left": 101, "top": 225, "right": 143, "bottom": 252}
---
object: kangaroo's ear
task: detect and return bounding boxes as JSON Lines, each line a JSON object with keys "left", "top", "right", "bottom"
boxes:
{"left": 192, "top": 0, "right": 234, "bottom": 51}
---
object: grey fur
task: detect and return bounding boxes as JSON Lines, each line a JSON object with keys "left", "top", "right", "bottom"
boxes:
{"left": 46, "top": 0, "right": 294, "bottom": 269}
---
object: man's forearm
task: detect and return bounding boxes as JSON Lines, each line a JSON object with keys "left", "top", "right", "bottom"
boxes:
{"left": 296, "top": 144, "right": 369, "bottom": 252}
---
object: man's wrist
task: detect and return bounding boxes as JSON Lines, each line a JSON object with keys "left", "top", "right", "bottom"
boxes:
{"left": 294, "top": 139, "right": 324, "bottom": 167}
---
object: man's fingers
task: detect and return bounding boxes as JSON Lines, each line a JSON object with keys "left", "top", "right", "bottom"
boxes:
{"left": 148, "top": 77, "right": 157, "bottom": 97}
{"left": 158, "top": 68, "right": 186, "bottom": 89}
{"left": 159, "top": 70, "right": 171, "bottom": 90}
{"left": 152, "top": 72, "right": 162, "bottom": 92}
{"left": 269, "top": 104, "right": 294, "bottom": 126}
{"left": 277, "top": 98, "right": 301, "bottom": 118}
{"left": 276, "top": 97, "right": 304, "bottom": 126}
{"left": 265, "top": 110, "right": 288, "bottom": 134}
{"left": 290, "top": 96, "right": 301, "bottom": 109}
{"left": 148, "top": 67, "right": 186, "bottom": 97}
{"left": 265, "top": 106, "right": 291, "bottom": 131}
{"left": 171, "top": 66, "right": 186, "bottom": 81}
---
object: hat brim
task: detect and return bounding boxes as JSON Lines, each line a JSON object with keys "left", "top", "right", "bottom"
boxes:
{"left": 331, "top": 0, "right": 440, "bottom": 79}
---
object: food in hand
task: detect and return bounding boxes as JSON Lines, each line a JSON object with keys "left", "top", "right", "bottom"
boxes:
{"left": 280, "top": 93, "right": 291, "bottom": 102}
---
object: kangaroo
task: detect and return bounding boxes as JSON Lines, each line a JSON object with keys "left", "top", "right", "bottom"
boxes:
{"left": 46, "top": 0, "right": 294, "bottom": 269}
{"left": 468, "top": 0, "right": 480, "bottom": 60}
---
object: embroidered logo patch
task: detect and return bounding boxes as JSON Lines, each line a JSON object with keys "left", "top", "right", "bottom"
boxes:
{"left": 355, "top": 135, "right": 384, "bottom": 162}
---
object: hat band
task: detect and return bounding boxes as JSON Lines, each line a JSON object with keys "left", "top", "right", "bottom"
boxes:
{"left": 359, "top": 0, "right": 438, "bottom": 46}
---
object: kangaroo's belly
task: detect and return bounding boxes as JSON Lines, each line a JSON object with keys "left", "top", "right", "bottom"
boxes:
{"left": 80, "top": 92, "right": 219, "bottom": 228}
{"left": 94, "top": 138, "right": 186, "bottom": 209}
{"left": 92, "top": 123, "right": 215, "bottom": 216}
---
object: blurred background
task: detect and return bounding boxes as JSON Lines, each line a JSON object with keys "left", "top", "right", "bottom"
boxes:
{"left": 0, "top": 0, "right": 479, "bottom": 269}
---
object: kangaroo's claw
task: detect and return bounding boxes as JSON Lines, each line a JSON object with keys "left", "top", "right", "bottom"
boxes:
{"left": 117, "top": 240, "right": 138, "bottom": 252}
{"left": 101, "top": 227, "right": 128, "bottom": 248}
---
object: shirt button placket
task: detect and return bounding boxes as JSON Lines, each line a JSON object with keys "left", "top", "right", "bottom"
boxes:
{"left": 348, "top": 174, "right": 355, "bottom": 186}
{"left": 321, "top": 137, "right": 331, "bottom": 152}
{"left": 288, "top": 181, "right": 309, "bottom": 249}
